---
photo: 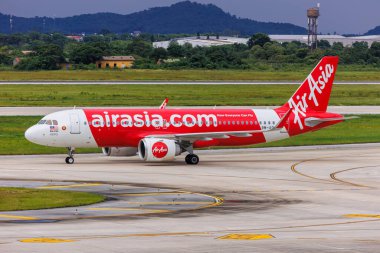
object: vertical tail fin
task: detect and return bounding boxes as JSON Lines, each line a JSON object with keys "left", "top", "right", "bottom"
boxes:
{"left": 278, "top": 56, "right": 339, "bottom": 113}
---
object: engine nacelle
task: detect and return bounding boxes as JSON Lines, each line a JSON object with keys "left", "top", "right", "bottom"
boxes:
{"left": 138, "top": 138, "right": 182, "bottom": 162}
{"left": 102, "top": 147, "right": 138, "bottom": 157}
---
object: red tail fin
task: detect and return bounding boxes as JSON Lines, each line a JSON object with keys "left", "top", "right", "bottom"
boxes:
{"left": 278, "top": 56, "right": 339, "bottom": 113}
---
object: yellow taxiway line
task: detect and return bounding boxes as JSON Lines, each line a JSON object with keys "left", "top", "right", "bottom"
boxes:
{"left": 218, "top": 234, "right": 274, "bottom": 240}
{"left": 38, "top": 183, "right": 102, "bottom": 189}
{"left": 344, "top": 214, "right": 380, "bottom": 219}
{"left": 0, "top": 214, "right": 37, "bottom": 220}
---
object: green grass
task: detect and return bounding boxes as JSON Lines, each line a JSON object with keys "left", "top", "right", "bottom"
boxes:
{"left": 1, "top": 69, "right": 380, "bottom": 81}
{"left": 2, "top": 84, "right": 380, "bottom": 106}
{"left": 0, "top": 187, "right": 105, "bottom": 211}
{"left": 0, "top": 115, "right": 379, "bottom": 155}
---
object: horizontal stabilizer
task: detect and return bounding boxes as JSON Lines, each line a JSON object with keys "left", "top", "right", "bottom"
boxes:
{"left": 305, "top": 116, "right": 358, "bottom": 127}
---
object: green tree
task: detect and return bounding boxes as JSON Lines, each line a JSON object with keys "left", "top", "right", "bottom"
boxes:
{"left": 331, "top": 42, "right": 344, "bottom": 52}
{"left": 247, "top": 33, "right": 271, "bottom": 48}
{"left": 0, "top": 54, "right": 12, "bottom": 65}
{"left": 110, "top": 40, "right": 130, "bottom": 55}
{"left": 264, "top": 42, "right": 284, "bottom": 60}
{"left": 151, "top": 47, "right": 168, "bottom": 62}
{"left": 250, "top": 45, "right": 266, "bottom": 60}
{"left": 16, "top": 43, "right": 64, "bottom": 70}
{"left": 70, "top": 44, "right": 103, "bottom": 64}
{"left": 126, "top": 39, "right": 153, "bottom": 58}
{"left": 370, "top": 42, "right": 380, "bottom": 58}
{"left": 318, "top": 40, "right": 331, "bottom": 49}
{"left": 167, "top": 41, "right": 185, "bottom": 58}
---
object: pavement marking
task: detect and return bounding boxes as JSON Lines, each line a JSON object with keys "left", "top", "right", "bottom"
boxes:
{"left": 0, "top": 214, "right": 37, "bottom": 220}
{"left": 126, "top": 201, "right": 215, "bottom": 205}
{"left": 290, "top": 157, "right": 338, "bottom": 185}
{"left": 87, "top": 207, "right": 169, "bottom": 213}
{"left": 118, "top": 191, "right": 184, "bottom": 196}
{"left": 193, "top": 193, "right": 224, "bottom": 209}
{"left": 290, "top": 154, "right": 375, "bottom": 188}
{"left": 330, "top": 165, "right": 379, "bottom": 188}
{"left": 218, "top": 234, "right": 274, "bottom": 240}
{"left": 37, "top": 183, "right": 102, "bottom": 189}
{"left": 19, "top": 238, "right": 75, "bottom": 243}
{"left": 344, "top": 214, "right": 380, "bottom": 219}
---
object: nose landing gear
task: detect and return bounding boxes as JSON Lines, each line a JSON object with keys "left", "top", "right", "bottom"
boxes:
{"left": 65, "top": 147, "right": 75, "bottom": 164}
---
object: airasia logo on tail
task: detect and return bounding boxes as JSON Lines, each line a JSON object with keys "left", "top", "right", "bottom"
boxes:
{"left": 152, "top": 142, "right": 168, "bottom": 158}
{"left": 288, "top": 63, "right": 335, "bottom": 130}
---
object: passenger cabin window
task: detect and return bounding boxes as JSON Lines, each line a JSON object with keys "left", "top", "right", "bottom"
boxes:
{"left": 53, "top": 120, "right": 58, "bottom": 125}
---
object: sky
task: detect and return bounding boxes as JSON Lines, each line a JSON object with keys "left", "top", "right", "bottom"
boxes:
{"left": 0, "top": 0, "right": 379, "bottom": 34}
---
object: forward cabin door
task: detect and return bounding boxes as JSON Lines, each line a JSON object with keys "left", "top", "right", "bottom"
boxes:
{"left": 69, "top": 113, "right": 81, "bottom": 134}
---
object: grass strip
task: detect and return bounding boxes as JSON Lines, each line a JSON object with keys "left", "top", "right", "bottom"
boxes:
{"left": 1, "top": 84, "right": 380, "bottom": 106}
{"left": 1, "top": 69, "right": 380, "bottom": 81}
{"left": 0, "top": 187, "right": 105, "bottom": 211}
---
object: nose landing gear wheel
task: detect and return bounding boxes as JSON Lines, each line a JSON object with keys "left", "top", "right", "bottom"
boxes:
{"left": 65, "top": 157, "right": 74, "bottom": 164}
{"left": 185, "top": 154, "right": 199, "bottom": 165}
{"left": 65, "top": 147, "right": 75, "bottom": 164}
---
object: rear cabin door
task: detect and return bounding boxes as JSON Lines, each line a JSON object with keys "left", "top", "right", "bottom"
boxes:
{"left": 69, "top": 113, "right": 81, "bottom": 134}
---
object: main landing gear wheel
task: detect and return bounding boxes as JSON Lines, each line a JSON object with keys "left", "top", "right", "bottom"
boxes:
{"left": 65, "top": 147, "right": 75, "bottom": 164}
{"left": 185, "top": 154, "right": 199, "bottom": 165}
{"left": 65, "top": 157, "right": 74, "bottom": 164}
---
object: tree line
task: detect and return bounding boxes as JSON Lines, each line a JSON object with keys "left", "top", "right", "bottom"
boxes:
{"left": 1, "top": 32, "right": 380, "bottom": 71}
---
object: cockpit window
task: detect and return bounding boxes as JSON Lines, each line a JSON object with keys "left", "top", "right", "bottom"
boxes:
{"left": 38, "top": 119, "right": 58, "bottom": 125}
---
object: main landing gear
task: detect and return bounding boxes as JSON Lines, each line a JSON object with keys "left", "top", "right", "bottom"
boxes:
{"left": 181, "top": 142, "right": 199, "bottom": 165}
{"left": 185, "top": 154, "right": 199, "bottom": 165}
{"left": 65, "top": 147, "right": 75, "bottom": 164}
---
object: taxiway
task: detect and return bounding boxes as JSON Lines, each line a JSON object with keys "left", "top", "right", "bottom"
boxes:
{"left": 0, "top": 144, "right": 379, "bottom": 252}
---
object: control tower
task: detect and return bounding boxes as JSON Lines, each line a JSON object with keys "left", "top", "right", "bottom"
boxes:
{"left": 307, "top": 4, "right": 320, "bottom": 50}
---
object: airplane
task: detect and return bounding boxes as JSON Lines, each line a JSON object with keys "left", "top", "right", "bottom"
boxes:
{"left": 25, "top": 56, "right": 354, "bottom": 165}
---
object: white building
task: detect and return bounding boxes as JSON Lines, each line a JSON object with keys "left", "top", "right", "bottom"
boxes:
{"left": 153, "top": 35, "right": 380, "bottom": 48}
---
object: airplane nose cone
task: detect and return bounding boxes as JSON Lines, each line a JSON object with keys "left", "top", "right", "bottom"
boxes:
{"left": 25, "top": 126, "right": 39, "bottom": 143}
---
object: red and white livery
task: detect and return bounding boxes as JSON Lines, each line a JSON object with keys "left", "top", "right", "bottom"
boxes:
{"left": 25, "top": 56, "right": 352, "bottom": 165}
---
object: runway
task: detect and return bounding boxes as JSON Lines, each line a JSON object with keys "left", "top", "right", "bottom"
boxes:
{"left": 2, "top": 106, "right": 380, "bottom": 116}
{"left": 0, "top": 143, "right": 379, "bottom": 252}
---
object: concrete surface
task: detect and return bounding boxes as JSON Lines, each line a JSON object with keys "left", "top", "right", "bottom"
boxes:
{"left": 0, "top": 144, "right": 379, "bottom": 252}
{"left": 1, "top": 106, "right": 380, "bottom": 116}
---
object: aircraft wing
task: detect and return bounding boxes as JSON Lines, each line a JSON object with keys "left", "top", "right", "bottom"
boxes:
{"left": 148, "top": 128, "right": 281, "bottom": 142}
{"left": 148, "top": 109, "right": 291, "bottom": 142}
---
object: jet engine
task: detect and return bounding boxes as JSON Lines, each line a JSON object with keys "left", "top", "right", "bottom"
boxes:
{"left": 102, "top": 147, "right": 138, "bottom": 157}
{"left": 138, "top": 138, "right": 182, "bottom": 162}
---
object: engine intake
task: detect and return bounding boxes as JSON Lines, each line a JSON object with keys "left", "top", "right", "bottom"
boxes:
{"left": 138, "top": 138, "right": 182, "bottom": 162}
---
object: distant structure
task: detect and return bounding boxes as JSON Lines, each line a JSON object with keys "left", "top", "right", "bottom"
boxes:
{"left": 66, "top": 35, "right": 84, "bottom": 42}
{"left": 43, "top": 18, "right": 46, "bottom": 33}
{"left": 153, "top": 35, "right": 380, "bottom": 49}
{"left": 307, "top": 4, "right": 320, "bottom": 50}
{"left": 9, "top": 15, "right": 13, "bottom": 33}
{"left": 96, "top": 56, "right": 135, "bottom": 69}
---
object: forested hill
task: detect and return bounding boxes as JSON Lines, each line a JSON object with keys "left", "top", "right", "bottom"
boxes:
{"left": 0, "top": 1, "right": 307, "bottom": 35}
{"left": 365, "top": 26, "right": 380, "bottom": 35}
